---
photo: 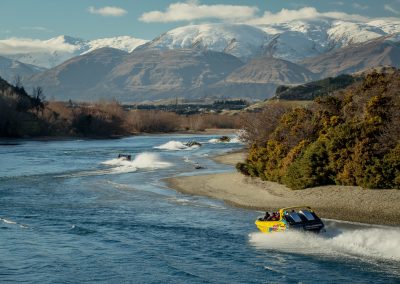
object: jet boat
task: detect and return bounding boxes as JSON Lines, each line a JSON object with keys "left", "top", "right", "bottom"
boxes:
{"left": 218, "top": 136, "right": 231, "bottom": 142}
{"left": 118, "top": 154, "right": 132, "bottom": 161}
{"left": 193, "top": 163, "right": 206, "bottom": 169}
{"left": 185, "top": 141, "right": 202, "bottom": 147}
{"left": 255, "top": 206, "right": 325, "bottom": 233}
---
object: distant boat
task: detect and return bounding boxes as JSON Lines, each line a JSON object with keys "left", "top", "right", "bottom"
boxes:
{"left": 218, "top": 136, "right": 231, "bottom": 142}
{"left": 193, "top": 163, "right": 206, "bottom": 170}
{"left": 185, "top": 141, "right": 202, "bottom": 147}
{"left": 118, "top": 154, "right": 132, "bottom": 161}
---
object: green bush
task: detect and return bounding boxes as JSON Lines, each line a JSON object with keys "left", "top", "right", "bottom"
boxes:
{"left": 283, "top": 140, "right": 333, "bottom": 189}
{"left": 239, "top": 70, "right": 400, "bottom": 189}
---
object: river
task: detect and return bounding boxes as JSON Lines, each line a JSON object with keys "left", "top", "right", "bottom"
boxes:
{"left": 0, "top": 135, "right": 399, "bottom": 283}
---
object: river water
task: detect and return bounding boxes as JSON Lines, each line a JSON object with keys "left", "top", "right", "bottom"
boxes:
{"left": 0, "top": 135, "right": 399, "bottom": 283}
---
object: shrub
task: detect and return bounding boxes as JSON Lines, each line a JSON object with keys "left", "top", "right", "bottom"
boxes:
{"left": 283, "top": 140, "right": 332, "bottom": 189}
{"left": 239, "top": 69, "right": 400, "bottom": 189}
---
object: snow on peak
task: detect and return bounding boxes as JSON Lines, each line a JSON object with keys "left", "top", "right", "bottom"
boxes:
{"left": 147, "top": 23, "right": 270, "bottom": 61}
{"left": 1, "top": 18, "right": 399, "bottom": 69}
{"left": 85, "top": 36, "right": 148, "bottom": 54}
{"left": 146, "top": 19, "right": 400, "bottom": 62}
{"left": 0, "top": 35, "right": 148, "bottom": 68}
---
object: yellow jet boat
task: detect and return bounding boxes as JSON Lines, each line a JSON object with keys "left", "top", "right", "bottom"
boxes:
{"left": 255, "top": 206, "right": 325, "bottom": 233}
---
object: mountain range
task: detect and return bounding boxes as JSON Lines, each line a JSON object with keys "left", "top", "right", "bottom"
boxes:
{"left": 0, "top": 55, "right": 45, "bottom": 83}
{"left": 0, "top": 35, "right": 148, "bottom": 69}
{"left": 1, "top": 18, "right": 400, "bottom": 102}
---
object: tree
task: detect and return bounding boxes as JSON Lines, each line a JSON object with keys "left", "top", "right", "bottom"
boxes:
{"left": 31, "top": 86, "right": 46, "bottom": 115}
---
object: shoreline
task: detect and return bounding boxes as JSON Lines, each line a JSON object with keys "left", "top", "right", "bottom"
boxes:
{"left": 0, "top": 128, "right": 239, "bottom": 142}
{"left": 165, "top": 150, "right": 400, "bottom": 226}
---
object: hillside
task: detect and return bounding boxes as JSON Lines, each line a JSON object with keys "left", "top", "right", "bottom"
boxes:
{"left": 238, "top": 69, "right": 400, "bottom": 189}
{"left": 207, "top": 57, "right": 317, "bottom": 100}
{"left": 0, "top": 55, "right": 45, "bottom": 82}
{"left": 224, "top": 57, "right": 316, "bottom": 84}
{"left": 273, "top": 74, "right": 358, "bottom": 101}
{"left": 0, "top": 76, "right": 47, "bottom": 137}
{"left": 25, "top": 48, "right": 245, "bottom": 102}
{"left": 301, "top": 35, "right": 400, "bottom": 78}
{"left": 25, "top": 48, "right": 129, "bottom": 101}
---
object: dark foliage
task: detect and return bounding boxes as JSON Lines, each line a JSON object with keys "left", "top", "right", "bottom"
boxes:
{"left": 239, "top": 70, "right": 400, "bottom": 189}
{"left": 0, "top": 76, "right": 244, "bottom": 138}
{"left": 274, "top": 74, "right": 359, "bottom": 101}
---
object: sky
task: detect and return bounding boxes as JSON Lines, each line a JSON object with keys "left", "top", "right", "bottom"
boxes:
{"left": 0, "top": 0, "right": 399, "bottom": 40}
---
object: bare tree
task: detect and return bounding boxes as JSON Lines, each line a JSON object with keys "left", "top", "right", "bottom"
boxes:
{"left": 32, "top": 86, "right": 46, "bottom": 115}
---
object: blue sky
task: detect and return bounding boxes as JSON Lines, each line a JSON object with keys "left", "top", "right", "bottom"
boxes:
{"left": 1, "top": 0, "right": 399, "bottom": 40}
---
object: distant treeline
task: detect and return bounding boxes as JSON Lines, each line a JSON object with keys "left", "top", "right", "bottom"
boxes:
{"left": 274, "top": 74, "right": 359, "bottom": 101}
{"left": 0, "top": 77, "right": 244, "bottom": 138}
{"left": 238, "top": 70, "right": 400, "bottom": 189}
{"left": 130, "top": 99, "right": 249, "bottom": 115}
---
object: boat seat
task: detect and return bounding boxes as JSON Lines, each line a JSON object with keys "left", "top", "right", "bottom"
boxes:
{"left": 288, "top": 212, "right": 302, "bottom": 223}
{"left": 299, "top": 210, "right": 315, "bottom": 221}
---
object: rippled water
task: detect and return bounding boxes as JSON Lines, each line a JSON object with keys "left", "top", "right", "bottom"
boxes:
{"left": 0, "top": 135, "right": 399, "bottom": 283}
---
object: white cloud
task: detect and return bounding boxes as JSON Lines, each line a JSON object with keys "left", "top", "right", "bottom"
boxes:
{"left": 353, "top": 3, "right": 368, "bottom": 10}
{"left": 88, "top": 6, "right": 127, "bottom": 17}
{"left": 20, "top": 26, "right": 52, "bottom": 32}
{"left": 384, "top": 4, "right": 400, "bottom": 15}
{"left": 0, "top": 37, "right": 78, "bottom": 55}
{"left": 139, "top": 1, "right": 258, "bottom": 23}
{"left": 246, "top": 7, "right": 369, "bottom": 25}
{"left": 139, "top": 3, "right": 370, "bottom": 24}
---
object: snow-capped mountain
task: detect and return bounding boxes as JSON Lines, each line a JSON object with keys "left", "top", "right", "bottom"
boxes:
{"left": 8, "top": 18, "right": 400, "bottom": 102}
{"left": 25, "top": 47, "right": 245, "bottom": 102}
{"left": 0, "top": 35, "right": 148, "bottom": 68}
{"left": 139, "top": 24, "right": 271, "bottom": 62}
{"left": 1, "top": 18, "right": 399, "bottom": 69}
{"left": 142, "top": 19, "right": 400, "bottom": 62}
{"left": 0, "top": 55, "right": 46, "bottom": 82}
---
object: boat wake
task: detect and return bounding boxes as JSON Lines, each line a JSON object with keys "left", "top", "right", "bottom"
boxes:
{"left": 208, "top": 137, "right": 242, "bottom": 144}
{"left": 101, "top": 152, "right": 172, "bottom": 174}
{"left": 0, "top": 217, "right": 28, "bottom": 228}
{"left": 58, "top": 152, "right": 172, "bottom": 178}
{"left": 154, "top": 141, "right": 200, "bottom": 151}
{"left": 249, "top": 222, "right": 400, "bottom": 263}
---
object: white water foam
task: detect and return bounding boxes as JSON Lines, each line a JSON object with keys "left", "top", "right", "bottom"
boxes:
{"left": 154, "top": 141, "right": 200, "bottom": 151}
{"left": 208, "top": 137, "right": 242, "bottom": 144}
{"left": 1, "top": 218, "right": 16, "bottom": 224}
{"left": 58, "top": 153, "right": 172, "bottom": 178}
{"left": 249, "top": 224, "right": 400, "bottom": 262}
{"left": 0, "top": 217, "right": 27, "bottom": 228}
{"left": 102, "top": 152, "right": 172, "bottom": 174}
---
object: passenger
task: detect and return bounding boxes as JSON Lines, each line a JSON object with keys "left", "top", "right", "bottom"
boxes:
{"left": 262, "top": 212, "right": 270, "bottom": 221}
{"left": 270, "top": 212, "right": 279, "bottom": 221}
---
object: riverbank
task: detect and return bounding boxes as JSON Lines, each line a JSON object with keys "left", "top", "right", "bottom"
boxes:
{"left": 0, "top": 128, "right": 239, "bottom": 142}
{"left": 166, "top": 151, "right": 400, "bottom": 225}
